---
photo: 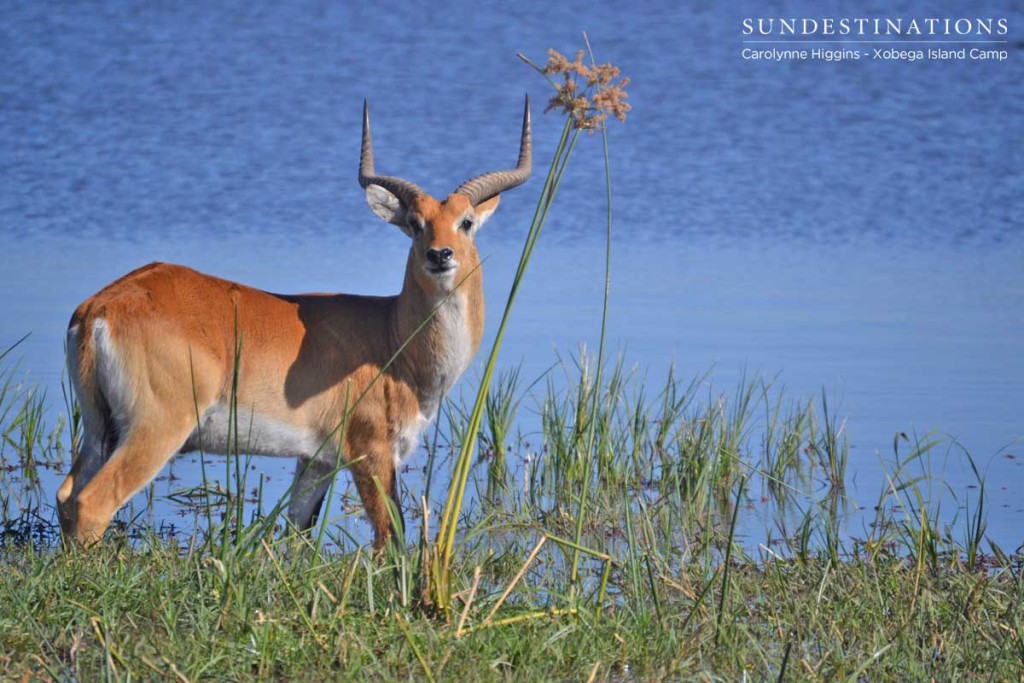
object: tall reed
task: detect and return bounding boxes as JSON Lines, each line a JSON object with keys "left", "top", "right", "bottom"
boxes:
{"left": 425, "top": 37, "right": 630, "bottom": 611}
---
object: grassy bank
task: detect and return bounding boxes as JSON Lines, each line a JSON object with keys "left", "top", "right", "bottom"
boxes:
{"left": 1, "top": 535, "right": 1020, "bottom": 681}
{"left": 1, "top": 352, "right": 1022, "bottom": 681}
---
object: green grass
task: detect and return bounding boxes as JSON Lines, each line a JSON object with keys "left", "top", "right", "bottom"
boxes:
{"left": 1, "top": 348, "right": 1022, "bottom": 681}
{"left": 0, "top": 528, "right": 1021, "bottom": 680}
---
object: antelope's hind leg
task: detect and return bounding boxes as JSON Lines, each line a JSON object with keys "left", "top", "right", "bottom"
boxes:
{"left": 64, "top": 416, "right": 196, "bottom": 545}
{"left": 56, "top": 427, "right": 111, "bottom": 541}
{"left": 58, "top": 325, "right": 121, "bottom": 543}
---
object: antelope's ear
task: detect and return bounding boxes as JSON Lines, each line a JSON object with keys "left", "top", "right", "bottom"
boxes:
{"left": 471, "top": 194, "right": 501, "bottom": 231}
{"left": 365, "top": 184, "right": 410, "bottom": 231}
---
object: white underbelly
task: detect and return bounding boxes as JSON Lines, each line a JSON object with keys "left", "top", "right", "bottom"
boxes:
{"left": 180, "top": 402, "right": 326, "bottom": 459}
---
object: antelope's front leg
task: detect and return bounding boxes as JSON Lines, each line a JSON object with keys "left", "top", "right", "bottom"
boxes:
{"left": 347, "top": 437, "right": 402, "bottom": 549}
{"left": 287, "top": 455, "right": 338, "bottom": 531}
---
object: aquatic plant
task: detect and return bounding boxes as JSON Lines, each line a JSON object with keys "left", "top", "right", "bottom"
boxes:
{"left": 426, "top": 34, "right": 631, "bottom": 612}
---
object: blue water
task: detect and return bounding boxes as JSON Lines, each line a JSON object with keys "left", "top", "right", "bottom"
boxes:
{"left": 2, "top": 1, "right": 1022, "bottom": 549}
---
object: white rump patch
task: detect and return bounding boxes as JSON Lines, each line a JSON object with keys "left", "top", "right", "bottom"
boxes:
{"left": 91, "top": 318, "right": 135, "bottom": 430}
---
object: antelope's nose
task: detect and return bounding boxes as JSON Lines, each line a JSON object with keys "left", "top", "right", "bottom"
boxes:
{"left": 426, "top": 247, "right": 455, "bottom": 267}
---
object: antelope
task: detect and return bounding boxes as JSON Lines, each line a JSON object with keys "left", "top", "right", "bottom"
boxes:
{"left": 57, "top": 98, "right": 532, "bottom": 548}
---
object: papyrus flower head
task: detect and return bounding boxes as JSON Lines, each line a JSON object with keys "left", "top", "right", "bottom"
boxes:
{"left": 538, "top": 48, "right": 630, "bottom": 132}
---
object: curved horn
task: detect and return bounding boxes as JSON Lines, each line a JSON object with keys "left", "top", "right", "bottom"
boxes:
{"left": 358, "top": 100, "right": 424, "bottom": 207}
{"left": 454, "top": 95, "right": 532, "bottom": 206}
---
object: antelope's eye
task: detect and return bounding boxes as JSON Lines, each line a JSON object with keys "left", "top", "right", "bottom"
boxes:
{"left": 460, "top": 219, "right": 473, "bottom": 232}
{"left": 408, "top": 219, "right": 424, "bottom": 235}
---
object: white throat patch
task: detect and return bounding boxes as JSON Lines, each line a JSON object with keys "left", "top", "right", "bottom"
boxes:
{"left": 424, "top": 291, "right": 473, "bottom": 415}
